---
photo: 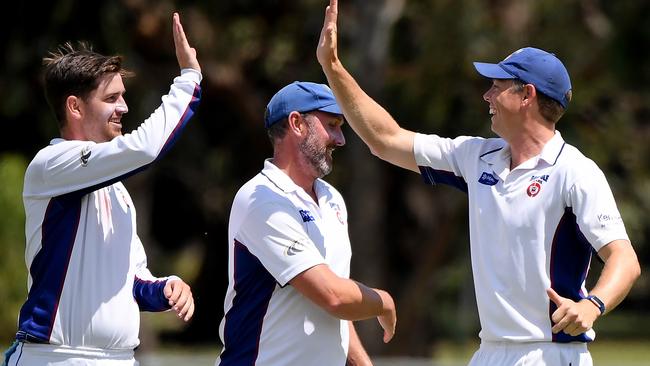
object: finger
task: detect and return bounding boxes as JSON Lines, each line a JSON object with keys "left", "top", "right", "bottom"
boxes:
{"left": 173, "top": 13, "right": 189, "bottom": 49}
{"left": 184, "top": 301, "right": 195, "bottom": 322}
{"left": 383, "top": 327, "right": 394, "bottom": 343}
{"left": 551, "top": 315, "right": 570, "bottom": 334}
{"left": 378, "top": 315, "right": 395, "bottom": 343}
{"left": 330, "top": 0, "right": 338, "bottom": 20}
{"left": 564, "top": 323, "right": 581, "bottom": 336}
{"left": 174, "top": 289, "right": 190, "bottom": 313}
{"left": 163, "top": 281, "right": 175, "bottom": 305}
{"left": 546, "top": 288, "right": 564, "bottom": 307}
{"left": 168, "top": 281, "right": 184, "bottom": 305}
{"left": 178, "top": 294, "right": 193, "bottom": 320}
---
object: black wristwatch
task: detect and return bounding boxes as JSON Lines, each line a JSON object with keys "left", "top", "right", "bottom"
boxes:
{"left": 586, "top": 295, "right": 606, "bottom": 315}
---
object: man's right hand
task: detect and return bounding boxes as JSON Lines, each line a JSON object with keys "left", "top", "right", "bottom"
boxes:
{"left": 317, "top": 0, "right": 340, "bottom": 71}
{"left": 172, "top": 12, "right": 201, "bottom": 73}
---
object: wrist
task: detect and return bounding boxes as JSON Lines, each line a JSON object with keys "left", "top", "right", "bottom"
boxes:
{"left": 585, "top": 295, "right": 606, "bottom": 315}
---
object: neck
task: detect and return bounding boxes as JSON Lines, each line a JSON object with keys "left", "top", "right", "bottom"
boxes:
{"left": 507, "top": 122, "right": 555, "bottom": 169}
{"left": 272, "top": 152, "right": 318, "bottom": 202}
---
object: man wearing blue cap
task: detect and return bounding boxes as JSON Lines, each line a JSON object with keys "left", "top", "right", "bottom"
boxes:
{"left": 316, "top": 1, "right": 640, "bottom": 365}
{"left": 215, "top": 81, "right": 396, "bottom": 366}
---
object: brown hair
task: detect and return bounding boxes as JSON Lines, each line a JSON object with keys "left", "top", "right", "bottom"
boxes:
{"left": 43, "top": 41, "right": 134, "bottom": 127}
{"left": 512, "top": 79, "right": 569, "bottom": 123}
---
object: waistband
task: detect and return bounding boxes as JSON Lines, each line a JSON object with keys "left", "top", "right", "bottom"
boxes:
{"left": 18, "top": 343, "right": 134, "bottom": 360}
{"left": 479, "top": 340, "right": 588, "bottom": 351}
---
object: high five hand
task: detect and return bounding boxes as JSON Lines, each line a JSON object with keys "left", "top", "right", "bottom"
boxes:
{"left": 317, "top": 0, "right": 340, "bottom": 70}
{"left": 172, "top": 12, "right": 201, "bottom": 73}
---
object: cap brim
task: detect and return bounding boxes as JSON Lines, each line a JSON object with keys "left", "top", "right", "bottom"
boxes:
{"left": 473, "top": 62, "right": 515, "bottom": 79}
{"left": 317, "top": 103, "right": 343, "bottom": 116}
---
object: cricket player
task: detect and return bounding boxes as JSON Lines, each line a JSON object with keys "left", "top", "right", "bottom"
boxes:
{"left": 316, "top": 1, "right": 640, "bottom": 365}
{"left": 5, "top": 13, "right": 200, "bottom": 366}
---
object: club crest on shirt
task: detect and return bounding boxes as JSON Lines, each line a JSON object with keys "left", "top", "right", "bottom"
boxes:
{"left": 299, "top": 209, "right": 315, "bottom": 222}
{"left": 80, "top": 145, "right": 92, "bottom": 167}
{"left": 329, "top": 202, "right": 345, "bottom": 225}
{"left": 526, "top": 174, "right": 549, "bottom": 197}
{"left": 478, "top": 172, "right": 499, "bottom": 186}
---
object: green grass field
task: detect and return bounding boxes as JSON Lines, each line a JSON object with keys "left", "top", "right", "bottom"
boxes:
{"left": 138, "top": 340, "right": 650, "bottom": 366}
{"left": 433, "top": 340, "right": 650, "bottom": 366}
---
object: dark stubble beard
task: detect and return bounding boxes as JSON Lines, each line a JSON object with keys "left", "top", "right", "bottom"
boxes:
{"left": 298, "top": 122, "right": 333, "bottom": 179}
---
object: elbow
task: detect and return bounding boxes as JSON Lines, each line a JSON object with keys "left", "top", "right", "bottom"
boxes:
{"left": 368, "top": 143, "right": 389, "bottom": 162}
{"left": 322, "top": 296, "right": 352, "bottom": 320}
{"left": 632, "top": 261, "right": 642, "bottom": 282}
{"left": 320, "top": 290, "right": 355, "bottom": 320}
{"left": 628, "top": 248, "right": 642, "bottom": 283}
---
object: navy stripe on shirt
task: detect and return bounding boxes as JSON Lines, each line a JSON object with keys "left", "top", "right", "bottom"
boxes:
{"left": 549, "top": 207, "right": 595, "bottom": 343}
{"left": 219, "top": 240, "right": 276, "bottom": 366}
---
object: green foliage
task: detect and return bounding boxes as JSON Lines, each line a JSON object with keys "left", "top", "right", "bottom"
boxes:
{"left": 2, "top": 0, "right": 649, "bottom": 355}
{"left": 0, "top": 155, "right": 27, "bottom": 343}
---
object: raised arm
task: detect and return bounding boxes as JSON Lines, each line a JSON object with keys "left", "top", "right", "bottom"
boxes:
{"left": 317, "top": 0, "right": 417, "bottom": 172}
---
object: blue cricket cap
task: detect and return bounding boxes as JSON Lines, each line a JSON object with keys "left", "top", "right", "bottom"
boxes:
{"left": 264, "top": 81, "right": 343, "bottom": 128}
{"left": 473, "top": 47, "right": 572, "bottom": 108}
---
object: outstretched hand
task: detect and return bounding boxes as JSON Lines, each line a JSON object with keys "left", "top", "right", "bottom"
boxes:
{"left": 164, "top": 277, "right": 195, "bottom": 322}
{"left": 547, "top": 288, "right": 600, "bottom": 336}
{"left": 317, "top": 0, "right": 339, "bottom": 70}
{"left": 172, "top": 12, "right": 201, "bottom": 73}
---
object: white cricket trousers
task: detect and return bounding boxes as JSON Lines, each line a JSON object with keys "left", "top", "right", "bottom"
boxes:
{"left": 468, "top": 341, "right": 593, "bottom": 366}
{"left": 5, "top": 342, "right": 138, "bottom": 366}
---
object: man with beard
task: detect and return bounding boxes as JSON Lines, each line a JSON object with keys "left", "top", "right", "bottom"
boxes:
{"left": 215, "top": 81, "right": 396, "bottom": 366}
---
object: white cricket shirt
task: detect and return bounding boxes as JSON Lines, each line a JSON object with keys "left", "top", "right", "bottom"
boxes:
{"left": 17, "top": 69, "right": 201, "bottom": 351}
{"left": 217, "top": 160, "right": 352, "bottom": 366}
{"left": 413, "top": 131, "right": 629, "bottom": 343}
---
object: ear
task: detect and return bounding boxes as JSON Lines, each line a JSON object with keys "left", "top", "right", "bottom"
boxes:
{"left": 287, "top": 111, "right": 305, "bottom": 136}
{"left": 65, "top": 95, "right": 83, "bottom": 121}
{"left": 521, "top": 84, "right": 537, "bottom": 107}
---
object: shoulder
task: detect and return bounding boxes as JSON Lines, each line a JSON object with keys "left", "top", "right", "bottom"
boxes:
{"left": 556, "top": 143, "right": 603, "bottom": 177}
{"left": 232, "top": 173, "right": 295, "bottom": 214}
{"left": 415, "top": 133, "right": 500, "bottom": 152}
{"left": 553, "top": 143, "right": 608, "bottom": 192}
{"left": 477, "top": 137, "right": 506, "bottom": 155}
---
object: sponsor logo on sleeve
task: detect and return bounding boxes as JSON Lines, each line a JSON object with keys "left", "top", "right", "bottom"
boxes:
{"left": 80, "top": 145, "right": 92, "bottom": 167}
{"left": 597, "top": 213, "right": 624, "bottom": 227}
{"left": 478, "top": 172, "right": 499, "bottom": 186}
{"left": 286, "top": 239, "right": 306, "bottom": 256}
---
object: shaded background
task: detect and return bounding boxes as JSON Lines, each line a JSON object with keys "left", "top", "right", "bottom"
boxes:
{"left": 1, "top": 0, "right": 649, "bottom": 359}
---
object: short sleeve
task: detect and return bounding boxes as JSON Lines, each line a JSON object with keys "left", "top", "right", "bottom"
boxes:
{"left": 236, "top": 202, "right": 326, "bottom": 286}
{"left": 568, "top": 164, "right": 629, "bottom": 251}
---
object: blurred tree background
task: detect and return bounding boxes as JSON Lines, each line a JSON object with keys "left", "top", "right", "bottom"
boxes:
{"left": 1, "top": 0, "right": 649, "bottom": 359}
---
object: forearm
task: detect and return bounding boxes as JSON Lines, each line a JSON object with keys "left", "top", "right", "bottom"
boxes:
{"left": 327, "top": 277, "right": 391, "bottom": 320}
{"left": 590, "top": 240, "right": 640, "bottom": 314}
{"left": 322, "top": 61, "right": 405, "bottom": 158}
{"left": 292, "top": 265, "right": 392, "bottom": 321}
